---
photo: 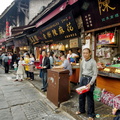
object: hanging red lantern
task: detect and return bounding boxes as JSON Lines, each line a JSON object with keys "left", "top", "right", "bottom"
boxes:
{"left": 2, "top": 46, "right": 5, "bottom": 49}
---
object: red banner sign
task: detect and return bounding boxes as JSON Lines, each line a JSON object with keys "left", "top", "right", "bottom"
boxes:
{"left": 6, "top": 21, "right": 10, "bottom": 36}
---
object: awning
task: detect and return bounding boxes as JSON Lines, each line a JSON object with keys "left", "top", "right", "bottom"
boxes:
{"left": 68, "top": 0, "right": 78, "bottom": 5}
{"left": 11, "top": 25, "right": 35, "bottom": 35}
{"left": 6, "top": 36, "right": 14, "bottom": 41}
{"left": 36, "top": 0, "right": 79, "bottom": 28}
{"left": 6, "top": 41, "right": 14, "bottom": 47}
{"left": 5, "top": 37, "right": 14, "bottom": 47}
{"left": 13, "top": 35, "right": 29, "bottom": 47}
{"left": 36, "top": 2, "right": 67, "bottom": 28}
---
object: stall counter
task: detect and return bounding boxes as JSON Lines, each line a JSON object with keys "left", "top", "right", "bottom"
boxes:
{"left": 69, "top": 65, "right": 80, "bottom": 83}
{"left": 96, "top": 74, "right": 120, "bottom": 95}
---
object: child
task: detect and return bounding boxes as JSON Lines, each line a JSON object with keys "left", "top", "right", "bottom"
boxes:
{"left": 15, "top": 57, "right": 25, "bottom": 82}
{"left": 13, "top": 62, "right": 17, "bottom": 72}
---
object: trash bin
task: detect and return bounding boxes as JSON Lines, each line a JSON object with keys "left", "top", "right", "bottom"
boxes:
{"left": 47, "top": 69, "right": 69, "bottom": 107}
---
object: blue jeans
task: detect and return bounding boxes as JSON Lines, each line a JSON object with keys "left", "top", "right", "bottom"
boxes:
{"left": 39, "top": 69, "right": 43, "bottom": 78}
{"left": 79, "top": 76, "right": 95, "bottom": 118}
{"left": 41, "top": 70, "right": 47, "bottom": 90}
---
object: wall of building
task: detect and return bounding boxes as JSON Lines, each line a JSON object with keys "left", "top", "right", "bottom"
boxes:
{"left": 25, "top": 0, "right": 52, "bottom": 25}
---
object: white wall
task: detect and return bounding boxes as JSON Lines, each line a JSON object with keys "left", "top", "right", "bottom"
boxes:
{"left": 25, "top": 0, "right": 52, "bottom": 25}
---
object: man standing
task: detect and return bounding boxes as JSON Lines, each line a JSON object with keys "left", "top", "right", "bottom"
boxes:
{"left": 76, "top": 48, "right": 98, "bottom": 120}
{"left": 4, "top": 54, "right": 9, "bottom": 73}
{"left": 41, "top": 51, "right": 50, "bottom": 92}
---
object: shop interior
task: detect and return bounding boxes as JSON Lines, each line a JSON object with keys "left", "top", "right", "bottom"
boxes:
{"left": 95, "top": 27, "right": 120, "bottom": 95}
{"left": 34, "top": 38, "right": 81, "bottom": 84}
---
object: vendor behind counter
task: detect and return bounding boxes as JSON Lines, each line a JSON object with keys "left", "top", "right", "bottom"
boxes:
{"left": 67, "top": 49, "right": 80, "bottom": 63}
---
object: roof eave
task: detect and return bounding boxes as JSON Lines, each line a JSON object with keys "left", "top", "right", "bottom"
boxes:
{"left": 0, "top": 1, "right": 16, "bottom": 19}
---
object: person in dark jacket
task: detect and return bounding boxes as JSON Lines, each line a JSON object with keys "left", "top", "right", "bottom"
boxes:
{"left": 41, "top": 51, "right": 50, "bottom": 92}
{"left": 4, "top": 54, "right": 9, "bottom": 73}
{"left": 76, "top": 48, "right": 81, "bottom": 63}
{"left": 12, "top": 52, "right": 17, "bottom": 68}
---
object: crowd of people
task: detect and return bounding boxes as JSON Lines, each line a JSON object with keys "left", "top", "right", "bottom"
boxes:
{"left": 0, "top": 48, "right": 119, "bottom": 120}
{"left": 0, "top": 51, "right": 35, "bottom": 81}
{"left": 0, "top": 52, "right": 18, "bottom": 73}
{"left": 0, "top": 49, "right": 81, "bottom": 86}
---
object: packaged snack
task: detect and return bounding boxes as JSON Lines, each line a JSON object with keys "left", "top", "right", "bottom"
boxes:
{"left": 76, "top": 86, "right": 89, "bottom": 94}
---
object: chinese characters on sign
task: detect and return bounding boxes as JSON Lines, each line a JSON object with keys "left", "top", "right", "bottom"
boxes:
{"left": 27, "top": 11, "right": 79, "bottom": 44}
{"left": 80, "top": 0, "right": 120, "bottom": 31}
{"left": 28, "top": 35, "right": 39, "bottom": 45}
{"left": 98, "top": 0, "right": 116, "bottom": 15}
{"left": 101, "top": 13, "right": 119, "bottom": 22}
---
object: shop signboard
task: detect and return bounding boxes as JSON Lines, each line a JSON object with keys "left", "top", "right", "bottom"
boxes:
{"left": 27, "top": 11, "right": 79, "bottom": 44}
{"left": 70, "top": 38, "right": 79, "bottom": 48}
{"left": 13, "top": 36, "right": 28, "bottom": 47}
{"left": 80, "top": 0, "right": 120, "bottom": 31}
{"left": 98, "top": 33, "right": 115, "bottom": 44}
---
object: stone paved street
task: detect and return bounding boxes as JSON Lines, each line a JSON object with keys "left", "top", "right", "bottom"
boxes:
{"left": 0, "top": 67, "right": 75, "bottom": 120}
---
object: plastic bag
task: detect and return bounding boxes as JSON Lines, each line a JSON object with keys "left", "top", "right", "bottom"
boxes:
{"left": 93, "top": 87, "right": 101, "bottom": 101}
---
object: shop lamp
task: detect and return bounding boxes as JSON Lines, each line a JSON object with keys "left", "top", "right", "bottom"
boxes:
{"left": 0, "top": 48, "right": 2, "bottom": 51}
{"left": 24, "top": 47, "right": 27, "bottom": 50}
{"left": 20, "top": 47, "right": 22, "bottom": 50}
{"left": 51, "top": 46, "right": 54, "bottom": 49}
{"left": 43, "top": 46, "right": 46, "bottom": 49}
{"left": 65, "top": 44, "right": 68, "bottom": 48}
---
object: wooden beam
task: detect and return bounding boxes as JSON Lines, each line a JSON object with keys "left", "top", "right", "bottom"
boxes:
{"left": 83, "top": 23, "right": 120, "bottom": 33}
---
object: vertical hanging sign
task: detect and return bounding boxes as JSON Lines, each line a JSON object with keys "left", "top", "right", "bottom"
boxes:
{"left": 6, "top": 21, "right": 10, "bottom": 36}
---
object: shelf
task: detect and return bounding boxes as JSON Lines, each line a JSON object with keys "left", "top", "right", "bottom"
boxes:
{"left": 97, "top": 44, "right": 118, "bottom": 47}
{"left": 98, "top": 73, "right": 120, "bottom": 79}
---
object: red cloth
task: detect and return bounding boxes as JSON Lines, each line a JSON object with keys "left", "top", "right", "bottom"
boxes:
{"left": 8, "top": 59, "right": 11, "bottom": 65}
{"left": 39, "top": 55, "right": 43, "bottom": 65}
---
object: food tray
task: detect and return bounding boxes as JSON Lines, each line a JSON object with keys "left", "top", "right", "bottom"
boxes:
{"left": 98, "top": 71, "right": 110, "bottom": 76}
{"left": 36, "top": 66, "right": 43, "bottom": 69}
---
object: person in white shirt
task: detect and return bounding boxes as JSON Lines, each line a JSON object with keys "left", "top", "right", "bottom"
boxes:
{"left": 15, "top": 57, "right": 25, "bottom": 82}
{"left": 67, "top": 49, "right": 79, "bottom": 62}
{"left": 29, "top": 53, "right": 35, "bottom": 80}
